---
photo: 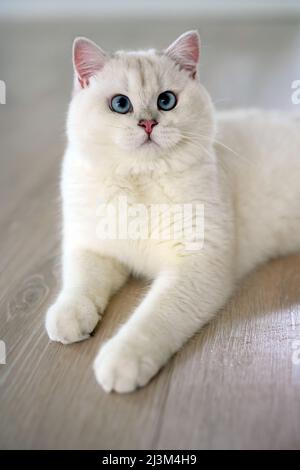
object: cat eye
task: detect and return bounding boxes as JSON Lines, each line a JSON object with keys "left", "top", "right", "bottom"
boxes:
{"left": 110, "top": 94, "right": 132, "bottom": 114}
{"left": 157, "top": 91, "right": 177, "bottom": 111}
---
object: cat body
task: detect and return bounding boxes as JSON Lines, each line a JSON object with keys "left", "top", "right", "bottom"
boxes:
{"left": 46, "top": 32, "right": 300, "bottom": 392}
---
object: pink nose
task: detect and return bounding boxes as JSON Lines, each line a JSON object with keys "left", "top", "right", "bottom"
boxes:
{"left": 138, "top": 119, "right": 158, "bottom": 135}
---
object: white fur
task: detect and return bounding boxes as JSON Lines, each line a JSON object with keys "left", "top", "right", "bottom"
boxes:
{"left": 46, "top": 33, "right": 300, "bottom": 393}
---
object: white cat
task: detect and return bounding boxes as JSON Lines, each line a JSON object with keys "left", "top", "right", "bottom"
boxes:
{"left": 46, "top": 31, "right": 300, "bottom": 393}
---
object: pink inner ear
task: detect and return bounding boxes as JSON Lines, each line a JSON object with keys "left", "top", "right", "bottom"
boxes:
{"left": 73, "top": 38, "right": 107, "bottom": 89}
{"left": 165, "top": 31, "right": 200, "bottom": 77}
{"left": 184, "top": 34, "right": 199, "bottom": 65}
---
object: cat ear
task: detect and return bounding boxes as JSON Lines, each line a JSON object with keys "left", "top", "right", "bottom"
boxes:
{"left": 73, "top": 37, "right": 108, "bottom": 90}
{"left": 165, "top": 30, "right": 200, "bottom": 78}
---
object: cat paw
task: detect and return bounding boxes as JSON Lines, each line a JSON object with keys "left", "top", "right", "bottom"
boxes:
{"left": 46, "top": 294, "right": 100, "bottom": 344}
{"left": 93, "top": 337, "right": 160, "bottom": 393}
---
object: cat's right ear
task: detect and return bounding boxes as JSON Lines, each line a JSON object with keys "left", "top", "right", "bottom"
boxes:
{"left": 72, "top": 37, "right": 108, "bottom": 92}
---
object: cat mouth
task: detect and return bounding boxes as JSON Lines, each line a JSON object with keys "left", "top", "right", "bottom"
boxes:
{"left": 141, "top": 136, "right": 159, "bottom": 147}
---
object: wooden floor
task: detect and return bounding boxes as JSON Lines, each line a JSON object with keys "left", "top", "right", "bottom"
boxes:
{"left": 1, "top": 17, "right": 300, "bottom": 450}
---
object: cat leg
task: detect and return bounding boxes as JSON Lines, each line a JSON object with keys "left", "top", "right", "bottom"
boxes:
{"left": 46, "top": 250, "right": 128, "bottom": 344}
{"left": 94, "top": 255, "right": 234, "bottom": 393}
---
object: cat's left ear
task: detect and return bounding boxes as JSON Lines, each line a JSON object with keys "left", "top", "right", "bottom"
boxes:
{"left": 72, "top": 37, "right": 108, "bottom": 91}
{"left": 165, "top": 30, "right": 200, "bottom": 79}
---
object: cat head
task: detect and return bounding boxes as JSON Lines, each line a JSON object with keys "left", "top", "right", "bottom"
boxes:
{"left": 67, "top": 31, "right": 215, "bottom": 174}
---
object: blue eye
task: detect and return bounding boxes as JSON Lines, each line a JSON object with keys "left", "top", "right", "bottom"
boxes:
{"left": 110, "top": 94, "right": 132, "bottom": 114}
{"left": 157, "top": 91, "right": 177, "bottom": 111}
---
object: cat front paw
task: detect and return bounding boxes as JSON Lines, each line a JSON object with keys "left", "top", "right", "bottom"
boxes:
{"left": 93, "top": 336, "right": 161, "bottom": 393}
{"left": 46, "top": 294, "right": 100, "bottom": 344}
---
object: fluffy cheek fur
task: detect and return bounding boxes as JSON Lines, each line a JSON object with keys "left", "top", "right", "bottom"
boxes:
{"left": 67, "top": 85, "right": 115, "bottom": 150}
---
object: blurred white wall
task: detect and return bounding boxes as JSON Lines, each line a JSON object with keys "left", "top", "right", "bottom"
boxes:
{"left": 1, "top": 0, "right": 300, "bottom": 19}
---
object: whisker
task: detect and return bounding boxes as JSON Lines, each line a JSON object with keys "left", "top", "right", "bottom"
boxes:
{"left": 183, "top": 131, "right": 240, "bottom": 158}
{"left": 104, "top": 124, "right": 128, "bottom": 130}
